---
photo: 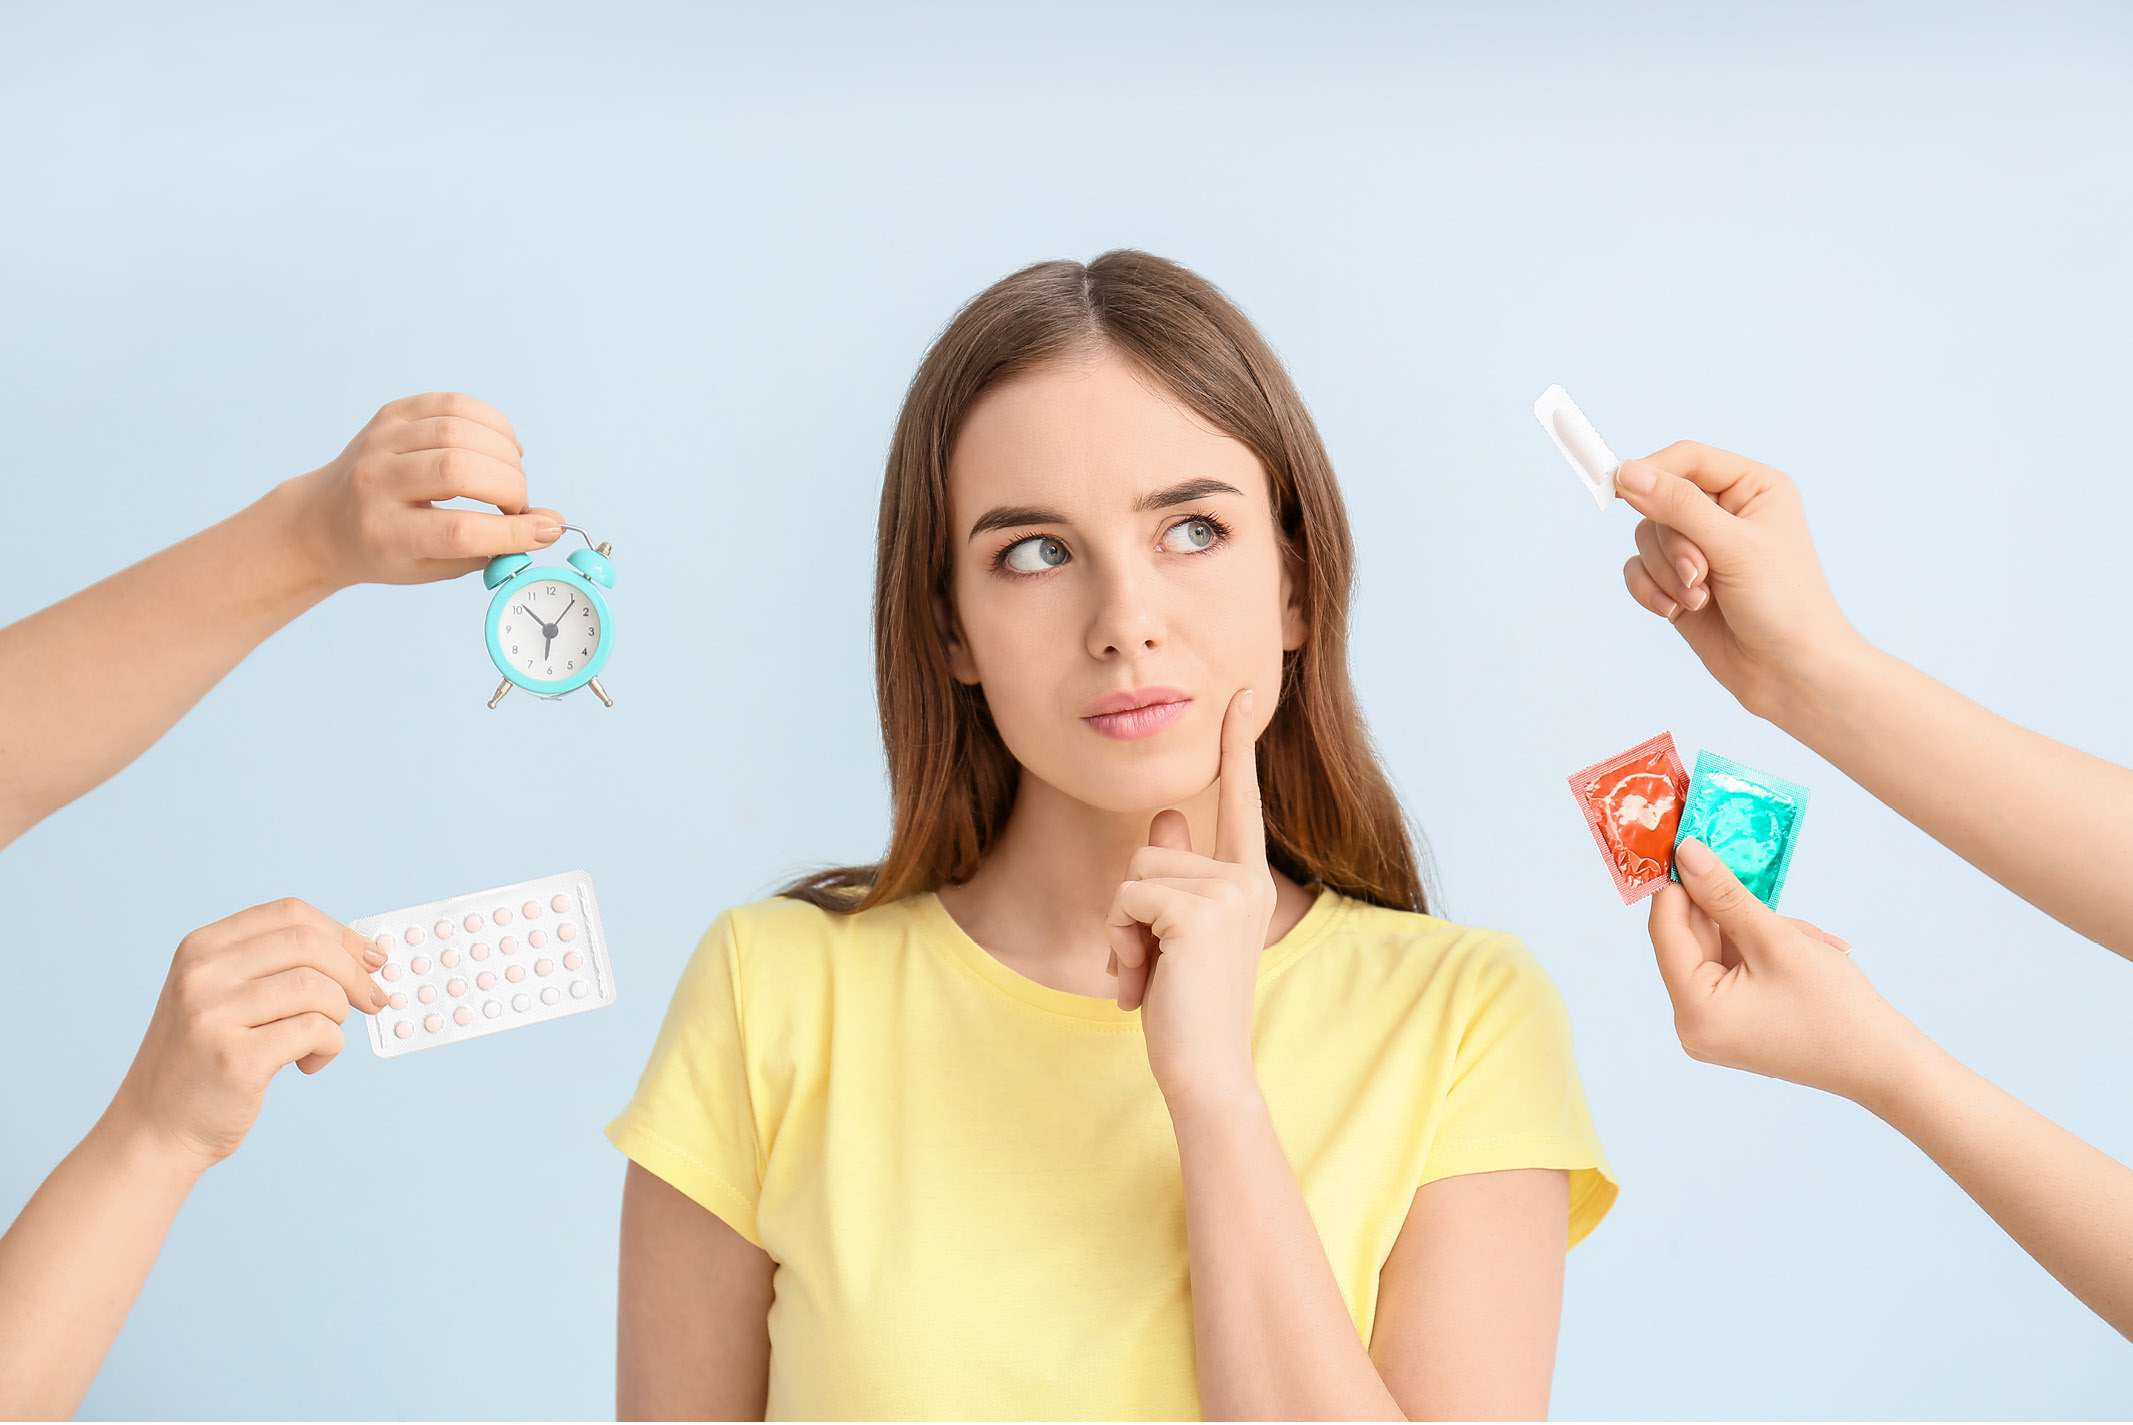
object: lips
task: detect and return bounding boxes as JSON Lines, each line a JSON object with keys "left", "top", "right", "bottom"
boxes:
{"left": 1082, "top": 685, "right": 1192, "bottom": 741}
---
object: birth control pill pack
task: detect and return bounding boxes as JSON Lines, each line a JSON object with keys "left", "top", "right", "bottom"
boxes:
{"left": 353, "top": 869, "right": 616, "bottom": 1058}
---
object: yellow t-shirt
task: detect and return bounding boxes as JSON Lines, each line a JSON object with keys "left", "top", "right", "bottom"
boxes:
{"left": 606, "top": 888, "right": 1616, "bottom": 1421}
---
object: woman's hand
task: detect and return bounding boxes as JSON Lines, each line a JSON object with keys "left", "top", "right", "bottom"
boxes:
{"left": 1107, "top": 689, "right": 1275, "bottom": 1109}
{"left": 283, "top": 391, "right": 564, "bottom": 590}
{"left": 1650, "top": 838, "right": 1925, "bottom": 1107}
{"left": 1615, "top": 441, "right": 1864, "bottom": 719}
{"left": 102, "top": 898, "right": 389, "bottom": 1175}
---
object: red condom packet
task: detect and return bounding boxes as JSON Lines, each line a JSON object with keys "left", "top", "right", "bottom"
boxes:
{"left": 1568, "top": 732, "right": 1691, "bottom": 904}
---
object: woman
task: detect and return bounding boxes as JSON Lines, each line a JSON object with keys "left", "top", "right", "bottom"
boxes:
{"left": 608, "top": 252, "right": 1617, "bottom": 1419}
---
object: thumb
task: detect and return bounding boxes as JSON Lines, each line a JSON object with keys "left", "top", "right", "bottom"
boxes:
{"left": 1672, "top": 838, "right": 1781, "bottom": 962}
{"left": 1615, "top": 460, "right": 1748, "bottom": 569}
{"left": 1148, "top": 808, "right": 1192, "bottom": 853}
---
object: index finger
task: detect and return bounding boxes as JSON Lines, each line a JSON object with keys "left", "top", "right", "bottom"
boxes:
{"left": 1639, "top": 440, "right": 1782, "bottom": 513}
{"left": 194, "top": 898, "right": 383, "bottom": 999}
{"left": 1647, "top": 883, "right": 1723, "bottom": 1007}
{"left": 381, "top": 391, "right": 521, "bottom": 449}
{"left": 1213, "top": 688, "right": 1266, "bottom": 867}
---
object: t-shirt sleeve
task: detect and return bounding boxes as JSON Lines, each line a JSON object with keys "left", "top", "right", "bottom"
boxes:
{"left": 1418, "top": 934, "right": 1618, "bottom": 1248}
{"left": 605, "top": 911, "right": 765, "bottom": 1247}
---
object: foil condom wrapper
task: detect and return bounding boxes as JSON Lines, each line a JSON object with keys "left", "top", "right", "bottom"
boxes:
{"left": 1568, "top": 732, "right": 1691, "bottom": 904}
{"left": 1671, "top": 750, "right": 1811, "bottom": 910}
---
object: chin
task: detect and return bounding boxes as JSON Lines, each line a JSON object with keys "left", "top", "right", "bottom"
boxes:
{"left": 1048, "top": 753, "right": 1217, "bottom": 818}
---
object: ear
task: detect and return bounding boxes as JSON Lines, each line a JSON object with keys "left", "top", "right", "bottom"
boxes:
{"left": 934, "top": 592, "right": 983, "bottom": 685}
{"left": 1278, "top": 548, "right": 1308, "bottom": 653}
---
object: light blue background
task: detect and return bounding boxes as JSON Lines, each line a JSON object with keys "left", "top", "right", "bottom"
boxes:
{"left": 3, "top": 2, "right": 2129, "bottom": 1417}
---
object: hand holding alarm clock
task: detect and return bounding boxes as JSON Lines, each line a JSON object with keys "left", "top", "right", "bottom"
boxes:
{"left": 482, "top": 526, "right": 617, "bottom": 708}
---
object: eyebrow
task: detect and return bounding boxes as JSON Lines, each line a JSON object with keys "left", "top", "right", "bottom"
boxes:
{"left": 964, "top": 478, "right": 1247, "bottom": 542}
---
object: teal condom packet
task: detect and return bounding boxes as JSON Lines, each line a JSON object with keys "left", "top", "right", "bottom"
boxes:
{"left": 1671, "top": 751, "right": 1810, "bottom": 909}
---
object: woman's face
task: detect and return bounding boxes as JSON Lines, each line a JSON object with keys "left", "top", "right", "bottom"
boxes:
{"left": 942, "top": 349, "right": 1304, "bottom": 816}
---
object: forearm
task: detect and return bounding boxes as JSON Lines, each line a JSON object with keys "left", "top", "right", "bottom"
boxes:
{"left": 0, "top": 1116, "right": 204, "bottom": 1418}
{"left": 1170, "top": 1084, "right": 1404, "bottom": 1421}
{"left": 0, "top": 474, "right": 339, "bottom": 848}
{"left": 1767, "top": 638, "right": 2133, "bottom": 958}
{"left": 1860, "top": 1028, "right": 2133, "bottom": 1338}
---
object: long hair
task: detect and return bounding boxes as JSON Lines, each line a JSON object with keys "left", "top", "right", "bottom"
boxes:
{"left": 783, "top": 250, "right": 1430, "bottom": 914}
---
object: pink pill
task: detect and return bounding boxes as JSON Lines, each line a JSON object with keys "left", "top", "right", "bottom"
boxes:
{"left": 409, "top": 955, "right": 430, "bottom": 975}
{"left": 394, "top": 1021, "right": 413, "bottom": 1039}
{"left": 388, "top": 992, "right": 407, "bottom": 1010}
{"left": 453, "top": 1006, "right": 472, "bottom": 1026}
{"left": 569, "top": 980, "right": 589, "bottom": 998}
{"left": 380, "top": 963, "right": 401, "bottom": 982}
{"left": 550, "top": 894, "right": 571, "bottom": 913}
{"left": 498, "top": 935, "right": 518, "bottom": 955}
{"left": 417, "top": 984, "right": 437, "bottom": 1004}
{"left": 439, "top": 949, "right": 460, "bottom": 969}
{"left": 463, "top": 913, "right": 484, "bottom": 933}
{"left": 434, "top": 919, "right": 454, "bottom": 939}
{"left": 476, "top": 971, "right": 495, "bottom": 990}
{"left": 534, "top": 958, "right": 553, "bottom": 977}
{"left": 424, "top": 1013, "right": 443, "bottom": 1033}
{"left": 562, "top": 951, "right": 582, "bottom": 971}
{"left": 506, "top": 964, "right": 525, "bottom": 983}
{"left": 374, "top": 934, "right": 395, "bottom": 953}
{"left": 492, "top": 907, "right": 511, "bottom": 926}
{"left": 469, "top": 941, "right": 490, "bottom": 961}
{"left": 447, "top": 978, "right": 467, "bottom": 997}
{"left": 522, "top": 899, "right": 542, "bottom": 919}
{"left": 557, "top": 922, "right": 577, "bottom": 942}
{"left": 405, "top": 927, "right": 423, "bottom": 946}
{"left": 528, "top": 929, "right": 547, "bottom": 949}
{"left": 540, "top": 986, "right": 560, "bottom": 1005}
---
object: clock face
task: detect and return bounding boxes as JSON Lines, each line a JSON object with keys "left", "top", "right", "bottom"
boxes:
{"left": 497, "top": 578, "right": 603, "bottom": 684}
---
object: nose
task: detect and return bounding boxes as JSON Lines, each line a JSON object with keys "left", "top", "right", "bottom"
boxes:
{"left": 1085, "top": 552, "right": 1165, "bottom": 660}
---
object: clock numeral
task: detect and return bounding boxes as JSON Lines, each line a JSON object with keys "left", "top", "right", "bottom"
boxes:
{"left": 511, "top": 645, "right": 519, "bottom": 654}
{"left": 580, "top": 647, "right": 589, "bottom": 655}
{"left": 566, "top": 660, "right": 575, "bottom": 670}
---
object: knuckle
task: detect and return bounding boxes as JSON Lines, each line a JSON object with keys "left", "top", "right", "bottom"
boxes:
{"left": 271, "top": 896, "right": 307, "bottom": 920}
{"left": 441, "top": 511, "right": 479, "bottom": 554}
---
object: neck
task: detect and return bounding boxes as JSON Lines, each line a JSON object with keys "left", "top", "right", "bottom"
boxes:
{"left": 935, "top": 772, "right": 1307, "bottom": 997}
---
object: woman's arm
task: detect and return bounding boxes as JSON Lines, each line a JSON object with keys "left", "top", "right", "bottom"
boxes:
{"left": 1170, "top": 1088, "right": 1569, "bottom": 1420}
{"left": 1167, "top": 1083, "right": 1405, "bottom": 1419}
{"left": 616, "top": 1162, "right": 775, "bottom": 1422}
{"left": 1371, "top": 1169, "right": 1569, "bottom": 1421}
{"left": 1613, "top": 442, "right": 2133, "bottom": 960}
{"left": 0, "top": 899, "right": 387, "bottom": 1417}
{"left": 0, "top": 391, "right": 559, "bottom": 851}
{"left": 1653, "top": 839, "right": 2133, "bottom": 1338}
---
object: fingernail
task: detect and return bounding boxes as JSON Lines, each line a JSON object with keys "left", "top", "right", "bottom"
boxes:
{"left": 1240, "top": 689, "right": 1255, "bottom": 716}
{"left": 1660, "top": 596, "right": 1682, "bottom": 621}
{"left": 1105, "top": 951, "right": 1119, "bottom": 977}
{"left": 536, "top": 522, "right": 561, "bottom": 543}
{"left": 1829, "top": 936, "right": 1853, "bottom": 953}
{"left": 1676, "top": 557, "right": 1700, "bottom": 589}
{"left": 1616, "top": 460, "right": 1656, "bottom": 495}
{"left": 362, "top": 947, "right": 387, "bottom": 969}
{"left": 1676, "top": 838, "right": 1716, "bottom": 875}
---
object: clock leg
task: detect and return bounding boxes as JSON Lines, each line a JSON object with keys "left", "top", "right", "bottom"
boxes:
{"left": 488, "top": 678, "right": 514, "bottom": 709}
{"left": 587, "top": 677, "right": 613, "bottom": 708}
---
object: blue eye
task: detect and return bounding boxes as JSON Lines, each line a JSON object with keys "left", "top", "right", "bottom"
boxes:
{"left": 1002, "top": 535, "right": 1069, "bottom": 573}
{"left": 1159, "top": 517, "right": 1219, "bottom": 553}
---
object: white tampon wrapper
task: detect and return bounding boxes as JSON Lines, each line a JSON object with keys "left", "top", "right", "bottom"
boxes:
{"left": 1534, "top": 384, "right": 1620, "bottom": 509}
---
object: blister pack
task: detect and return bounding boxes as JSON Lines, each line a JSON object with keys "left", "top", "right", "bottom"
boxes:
{"left": 1671, "top": 752, "right": 1811, "bottom": 909}
{"left": 1533, "top": 384, "right": 1620, "bottom": 509}
{"left": 353, "top": 869, "right": 616, "bottom": 1058}
{"left": 1568, "top": 732, "right": 1691, "bottom": 903}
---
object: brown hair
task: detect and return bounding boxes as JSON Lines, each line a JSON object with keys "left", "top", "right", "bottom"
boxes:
{"left": 783, "top": 250, "right": 1430, "bottom": 914}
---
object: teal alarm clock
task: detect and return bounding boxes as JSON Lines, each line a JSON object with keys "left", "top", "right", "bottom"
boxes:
{"left": 481, "top": 526, "right": 617, "bottom": 708}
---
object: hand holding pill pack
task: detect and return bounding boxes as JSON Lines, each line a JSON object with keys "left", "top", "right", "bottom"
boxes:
{"left": 353, "top": 869, "right": 615, "bottom": 1057}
